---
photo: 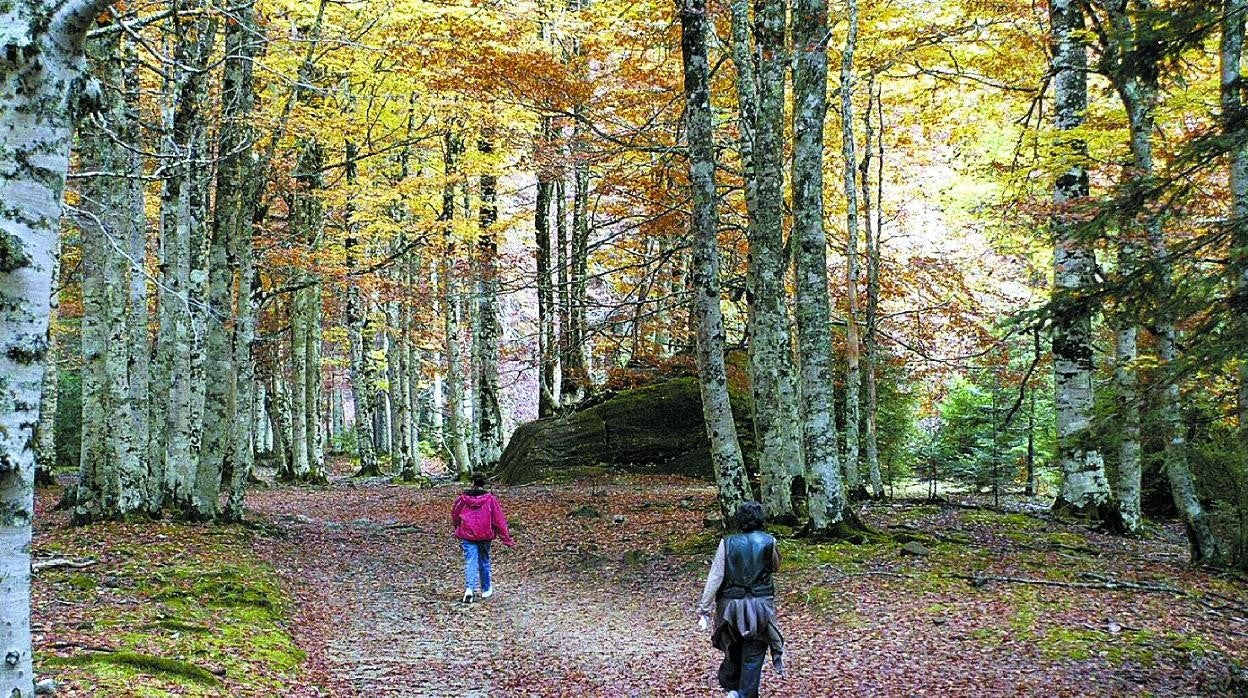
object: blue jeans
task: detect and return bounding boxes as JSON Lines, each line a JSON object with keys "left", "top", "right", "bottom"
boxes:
{"left": 460, "top": 539, "right": 492, "bottom": 592}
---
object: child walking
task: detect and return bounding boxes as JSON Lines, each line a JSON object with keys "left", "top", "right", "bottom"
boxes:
{"left": 451, "top": 475, "right": 515, "bottom": 603}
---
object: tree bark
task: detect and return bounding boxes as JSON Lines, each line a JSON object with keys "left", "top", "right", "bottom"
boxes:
{"left": 1105, "top": 1, "right": 1218, "bottom": 560}
{"left": 0, "top": 1, "right": 119, "bottom": 693}
{"left": 344, "top": 141, "right": 380, "bottom": 477}
{"left": 840, "top": 0, "right": 864, "bottom": 496}
{"left": 859, "top": 78, "right": 884, "bottom": 498}
{"left": 441, "top": 131, "right": 473, "bottom": 477}
{"left": 158, "top": 6, "right": 216, "bottom": 516}
{"left": 476, "top": 138, "right": 504, "bottom": 466}
{"left": 536, "top": 138, "right": 561, "bottom": 418}
{"left": 1050, "top": 0, "right": 1113, "bottom": 522}
{"left": 679, "top": 0, "right": 754, "bottom": 519}
{"left": 221, "top": 1, "right": 260, "bottom": 521}
{"left": 1223, "top": 0, "right": 1248, "bottom": 458}
{"left": 748, "top": 0, "right": 801, "bottom": 520}
{"left": 792, "top": 0, "right": 850, "bottom": 532}
{"left": 289, "top": 139, "right": 327, "bottom": 485}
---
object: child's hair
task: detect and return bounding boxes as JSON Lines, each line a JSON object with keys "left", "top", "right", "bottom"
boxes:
{"left": 472, "top": 475, "right": 487, "bottom": 489}
{"left": 734, "top": 501, "right": 765, "bottom": 532}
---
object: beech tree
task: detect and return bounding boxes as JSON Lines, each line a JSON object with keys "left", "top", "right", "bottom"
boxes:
{"left": 1, "top": 0, "right": 121, "bottom": 692}
{"left": 792, "top": 0, "right": 850, "bottom": 532}
{"left": 678, "top": 0, "right": 753, "bottom": 517}
{"left": 1049, "top": 0, "right": 1112, "bottom": 522}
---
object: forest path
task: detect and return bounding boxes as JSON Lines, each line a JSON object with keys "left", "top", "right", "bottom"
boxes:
{"left": 245, "top": 476, "right": 718, "bottom": 697}
{"left": 245, "top": 476, "right": 1248, "bottom": 697}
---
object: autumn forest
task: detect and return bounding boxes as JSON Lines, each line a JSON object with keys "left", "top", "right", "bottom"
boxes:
{"left": 2, "top": 0, "right": 1248, "bottom": 695}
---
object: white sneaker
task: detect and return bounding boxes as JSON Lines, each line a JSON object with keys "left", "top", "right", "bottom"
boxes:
{"left": 462, "top": 589, "right": 473, "bottom": 603}
{"left": 726, "top": 691, "right": 740, "bottom": 698}
{"left": 481, "top": 586, "right": 494, "bottom": 599}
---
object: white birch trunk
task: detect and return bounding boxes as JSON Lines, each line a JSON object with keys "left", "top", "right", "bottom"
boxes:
{"left": 1106, "top": 3, "right": 1219, "bottom": 559}
{"left": 476, "top": 140, "right": 504, "bottom": 466}
{"left": 1, "top": 1, "right": 117, "bottom": 692}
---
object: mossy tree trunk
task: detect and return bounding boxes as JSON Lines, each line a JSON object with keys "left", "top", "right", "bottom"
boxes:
{"left": 746, "top": 0, "right": 801, "bottom": 521}
{"left": 792, "top": 0, "right": 851, "bottom": 533}
{"left": 678, "top": 0, "right": 753, "bottom": 519}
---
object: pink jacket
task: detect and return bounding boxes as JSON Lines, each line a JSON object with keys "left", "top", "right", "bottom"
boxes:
{"left": 451, "top": 491, "right": 515, "bottom": 546}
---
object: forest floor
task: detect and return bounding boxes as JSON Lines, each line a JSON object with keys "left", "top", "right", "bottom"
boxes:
{"left": 30, "top": 470, "right": 1248, "bottom": 697}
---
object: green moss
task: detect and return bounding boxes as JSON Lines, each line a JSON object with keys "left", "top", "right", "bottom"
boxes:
{"left": 779, "top": 540, "right": 888, "bottom": 570}
{"left": 154, "top": 620, "right": 213, "bottom": 634}
{"left": 666, "top": 530, "right": 720, "bottom": 555}
{"left": 44, "top": 651, "right": 222, "bottom": 686}
{"left": 962, "top": 510, "right": 1046, "bottom": 531}
{"left": 39, "top": 527, "right": 305, "bottom": 695}
{"left": 892, "top": 505, "right": 942, "bottom": 523}
{"left": 1046, "top": 531, "right": 1091, "bottom": 548}
{"left": 66, "top": 573, "right": 97, "bottom": 591}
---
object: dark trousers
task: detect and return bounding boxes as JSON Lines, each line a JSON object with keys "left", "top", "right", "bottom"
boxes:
{"left": 717, "top": 636, "right": 768, "bottom": 698}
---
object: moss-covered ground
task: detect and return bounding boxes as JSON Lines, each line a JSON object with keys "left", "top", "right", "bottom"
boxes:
{"left": 31, "top": 486, "right": 307, "bottom": 697}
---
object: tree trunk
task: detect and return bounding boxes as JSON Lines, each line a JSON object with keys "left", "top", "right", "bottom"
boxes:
{"left": 76, "top": 26, "right": 150, "bottom": 522}
{"left": 556, "top": 175, "right": 571, "bottom": 399}
{"left": 76, "top": 30, "right": 131, "bottom": 522}
{"left": 840, "top": 0, "right": 863, "bottom": 496}
{"left": 442, "top": 131, "right": 473, "bottom": 477}
{"left": 343, "top": 141, "right": 380, "bottom": 477}
{"left": 159, "top": 6, "right": 216, "bottom": 516}
{"left": 1, "top": 2, "right": 117, "bottom": 693}
{"left": 536, "top": 143, "right": 560, "bottom": 418}
{"left": 678, "top": 0, "right": 753, "bottom": 518}
{"left": 566, "top": 125, "right": 592, "bottom": 401}
{"left": 35, "top": 249, "right": 60, "bottom": 489}
{"left": 1223, "top": 0, "right": 1248, "bottom": 459}
{"left": 120, "top": 36, "right": 154, "bottom": 514}
{"left": 860, "top": 78, "right": 884, "bottom": 498}
{"left": 1107, "top": 4, "right": 1218, "bottom": 560}
{"left": 221, "top": 1, "right": 260, "bottom": 521}
{"left": 747, "top": 0, "right": 801, "bottom": 521}
{"left": 1050, "top": 0, "right": 1113, "bottom": 522}
{"left": 200, "top": 0, "right": 260, "bottom": 518}
{"left": 792, "top": 0, "right": 850, "bottom": 532}
{"left": 476, "top": 138, "right": 504, "bottom": 465}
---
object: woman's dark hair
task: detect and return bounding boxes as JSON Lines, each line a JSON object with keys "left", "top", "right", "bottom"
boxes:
{"left": 472, "top": 475, "right": 487, "bottom": 489}
{"left": 734, "top": 501, "right": 765, "bottom": 533}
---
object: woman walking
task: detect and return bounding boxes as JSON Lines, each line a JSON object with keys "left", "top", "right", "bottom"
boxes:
{"left": 696, "top": 501, "right": 785, "bottom": 698}
{"left": 451, "top": 475, "right": 515, "bottom": 603}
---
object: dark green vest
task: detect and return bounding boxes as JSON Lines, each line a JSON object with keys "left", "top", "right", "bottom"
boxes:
{"left": 718, "top": 531, "right": 776, "bottom": 599}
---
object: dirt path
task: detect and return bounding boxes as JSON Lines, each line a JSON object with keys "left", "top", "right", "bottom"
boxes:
{"left": 246, "top": 478, "right": 719, "bottom": 697}
{"left": 246, "top": 477, "right": 1248, "bottom": 697}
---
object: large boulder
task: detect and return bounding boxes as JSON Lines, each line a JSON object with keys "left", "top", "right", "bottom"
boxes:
{"left": 496, "top": 377, "right": 753, "bottom": 484}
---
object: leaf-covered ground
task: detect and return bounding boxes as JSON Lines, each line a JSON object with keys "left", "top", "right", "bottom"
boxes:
{"left": 32, "top": 474, "right": 1248, "bottom": 696}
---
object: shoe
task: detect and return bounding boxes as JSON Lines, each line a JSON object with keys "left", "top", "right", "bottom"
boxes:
{"left": 481, "top": 586, "right": 494, "bottom": 599}
{"left": 462, "top": 589, "right": 473, "bottom": 603}
{"left": 726, "top": 691, "right": 740, "bottom": 698}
